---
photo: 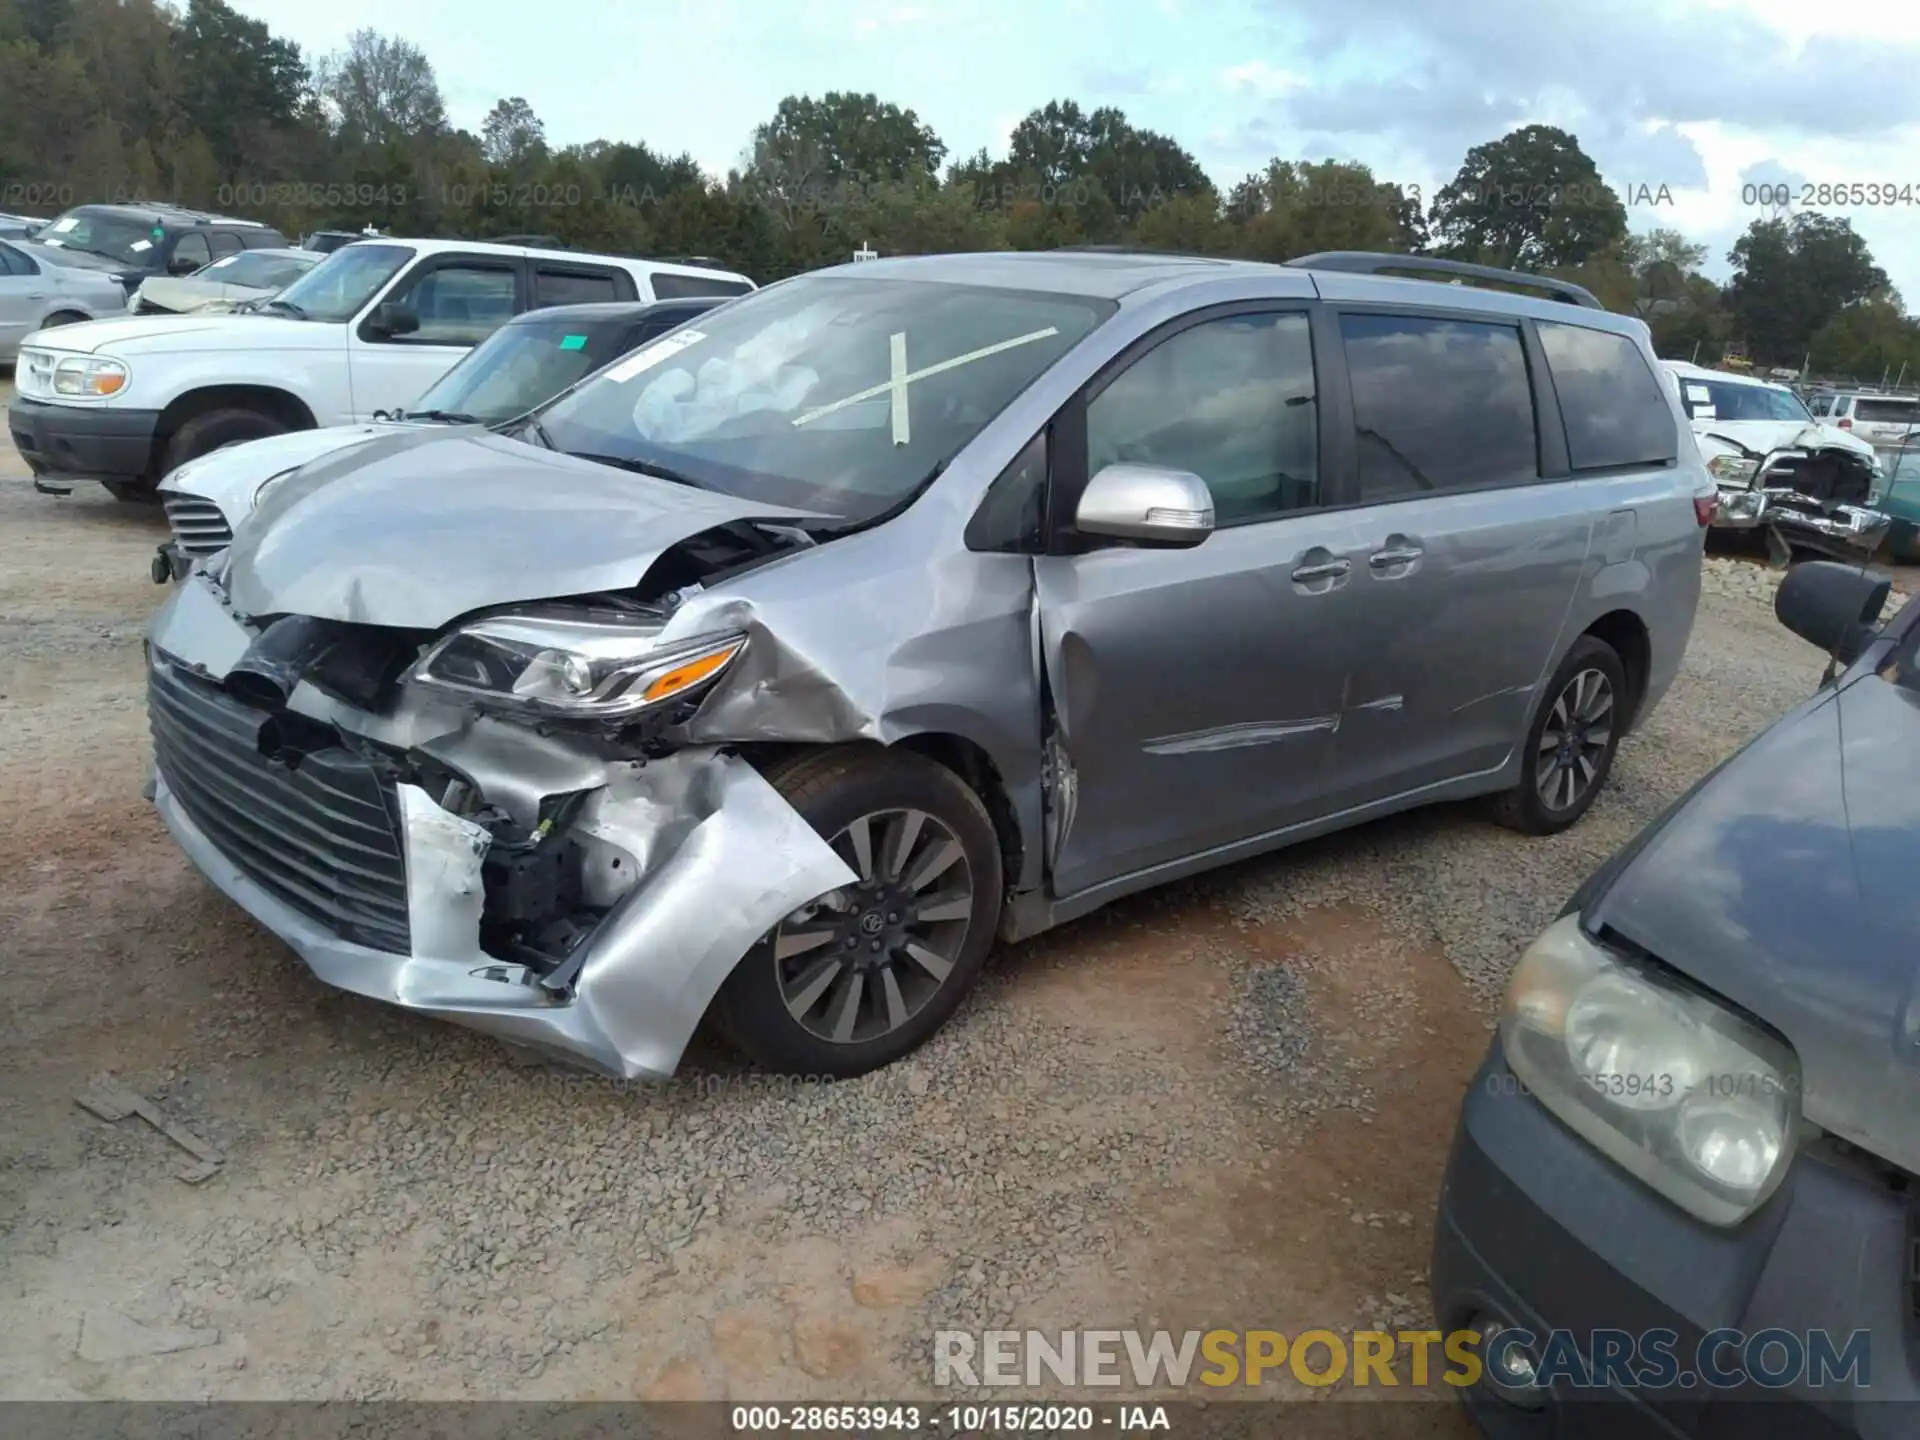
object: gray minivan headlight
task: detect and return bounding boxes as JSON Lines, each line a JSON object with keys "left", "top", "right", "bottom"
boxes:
{"left": 1501, "top": 913, "right": 1800, "bottom": 1226}
{"left": 405, "top": 611, "right": 745, "bottom": 721}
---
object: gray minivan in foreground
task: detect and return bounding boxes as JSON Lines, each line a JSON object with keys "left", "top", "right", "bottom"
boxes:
{"left": 1434, "top": 560, "right": 1918, "bottom": 1436}
{"left": 145, "top": 249, "right": 1709, "bottom": 1078}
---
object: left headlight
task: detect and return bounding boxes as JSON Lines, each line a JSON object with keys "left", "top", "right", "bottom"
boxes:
{"left": 52, "top": 355, "right": 128, "bottom": 397}
{"left": 1501, "top": 913, "right": 1801, "bottom": 1226}
{"left": 1705, "top": 453, "right": 1759, "bottom": 486}
{"left": 405, "top": 611, "right": 746, "bottom": 722}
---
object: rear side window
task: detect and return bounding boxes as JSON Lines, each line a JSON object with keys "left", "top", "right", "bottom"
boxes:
{"left": 170, "top": 232, "right": 211, "bottom": 271}
{"left": 650, "top": 271, "right": 752, "bottom": 299}
{"left": 1855, "top": 398, "right": 1920, "bottom": 424}
{"left": 0, "top": 241, "right": 33, "bottom": 276}
{"left": 1342, "top": 313, "right": 1537, "bottom": 500}
{"left": 534, "top": 265, "right": 629, "bottom": 306}
{"left": 207, "top": 231, "right": 244, "bottom": 258}
{"left": 1537, "top": 322, "right": 1677, "bottom": 471}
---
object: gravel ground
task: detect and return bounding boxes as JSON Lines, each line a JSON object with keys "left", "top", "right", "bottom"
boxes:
{"left": 0, "top": 379, "right": 1884, "bottom": 1417}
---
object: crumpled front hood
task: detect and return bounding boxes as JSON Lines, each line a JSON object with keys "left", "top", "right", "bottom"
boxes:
{"left": 225, "top": 430, "right": 826, "bottom": 629}
{"left": 1694, "top": 419, "right": 1874, "bottom": 461}
{"left": 159, "top": 421, "right": 416, "bottom": 521}
{"left": 1589, "top": 669, "right": 1920, "bottom": 1174}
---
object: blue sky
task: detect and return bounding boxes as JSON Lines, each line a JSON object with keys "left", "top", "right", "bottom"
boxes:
{"left": 233, "top": 0, "right": 1920, "bottom": 300}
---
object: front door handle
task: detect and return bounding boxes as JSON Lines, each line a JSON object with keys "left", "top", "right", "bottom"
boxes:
{"left": 1290, "top": 558, "right": 1351, "bottom": 583}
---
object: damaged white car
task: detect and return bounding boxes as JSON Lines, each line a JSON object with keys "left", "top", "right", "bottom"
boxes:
{"left": 1662, "top": 360, "right": 1890, "bottom": 561}
{"left": 148, "top": 251, "right": 1706, "bottom": 1079}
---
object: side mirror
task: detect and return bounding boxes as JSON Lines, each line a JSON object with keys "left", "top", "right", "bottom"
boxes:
{"left": 368, "top": 302, "right": 420, "bottom": 337}
{"left": 1075, "top": 463, "right": 1214, "bottom": 547}
{"left": 1775, "top": 560, "right": 1892, "bottom": 666}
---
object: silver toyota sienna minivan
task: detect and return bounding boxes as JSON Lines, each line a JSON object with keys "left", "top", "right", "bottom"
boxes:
{"left": 145, "top": 249, "right": 1711, "bottom": 1079}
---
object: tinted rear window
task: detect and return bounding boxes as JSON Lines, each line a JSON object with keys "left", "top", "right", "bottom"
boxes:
{"left": 534, "top": 266, "right": 628, "bottom": 306}
{"left": 1855, "top": 398, "right": 1920, "bottom": 424}
{"left": 1342, "top": 313, "right": 1538, "bottom": 500}
{"left": 650, "top": 271, "right": 753, "bottom": 299}
{"left": 1537, "top": 322, "right": 1677, "bottom": 470}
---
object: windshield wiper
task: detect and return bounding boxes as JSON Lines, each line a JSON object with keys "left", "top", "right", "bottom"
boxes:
{"left": 262, "top": 297, "right": 309, "bottom": 319}
{"left": 405, "top": 409, "right": 483, "bottom": 425}
{"left": 564, "top": 452, "right": 709, "bottom": 491}
{"left": 513, "top": 414, "right": 556, "bottom": 448}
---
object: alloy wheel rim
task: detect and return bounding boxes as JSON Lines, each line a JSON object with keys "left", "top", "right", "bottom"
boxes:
{"left": 1535, "top": 668, "right": 1614, "bottom": 812}
{"left": 771, "top": 807, "right": 974, "bottom": 1045}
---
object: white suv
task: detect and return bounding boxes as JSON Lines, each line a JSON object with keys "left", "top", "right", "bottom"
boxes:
{"left": 6, "top": 238, "right": 754, "bottom": 500}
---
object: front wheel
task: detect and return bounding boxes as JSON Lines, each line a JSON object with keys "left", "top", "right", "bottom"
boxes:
{"left": 717, "top": 748, "right": 1004, "bottom": 1077}
{"left": 1490, "top": 636, "right": 1627, "bottom": 836}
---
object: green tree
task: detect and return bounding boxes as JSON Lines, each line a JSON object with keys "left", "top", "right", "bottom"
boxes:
{"left": 480, "top": 96, "right": 547, "bottom": 171}
{"left": 317, "top": 29, "right": 448, "bottom": 148}
{"left": 1726, "top": 213, "right": 1891, "bottom": 368}
{"left": 1807, "top": 300, "right": 1920, "bottom": 383}
{"left": 173, "top": 0, "right": 306, "bottom": 176}
{"left": 1431, "top": 124, "right": 1627, "bottom": 269}
{"left": 1222, "top": 160, "right": 1411, "bottom": 261}
{"left": 745, "top": 91, "right": 945, "bottom": 242}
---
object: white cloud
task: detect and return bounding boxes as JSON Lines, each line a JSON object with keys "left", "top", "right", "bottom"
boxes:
{"left": 1222, "top": 60, "right": 1301, "bottom": 98}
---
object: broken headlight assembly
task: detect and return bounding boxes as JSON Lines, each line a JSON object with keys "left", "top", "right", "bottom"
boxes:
{"left": 1706, "top": 453, "right": 1760, "bottom": 487}
{"left": 1500, "top": 913, "right": 1802, "bottom": 1226}
{"left": 405, "top": 609, "right": 746, "bottom": 721}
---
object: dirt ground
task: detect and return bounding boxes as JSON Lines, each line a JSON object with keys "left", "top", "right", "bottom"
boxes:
{"left": 0, "top": 373, "right": 1856, "bottom": 1426}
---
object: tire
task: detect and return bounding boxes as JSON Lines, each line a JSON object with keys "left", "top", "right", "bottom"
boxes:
{"left": 716, "top": 747, "right": 1004, "bottom": 1078}
{"left": 1490, "top": 635, "right": 1627, "bottom": 837}
{"left": 40, "top": 311, "right": 87, "bottom": 328}
{"left": 102, "top": 480, "right": 159, "bottom": 504}
{"left": 160, "top": 406, "right": 290, "bottom": 476}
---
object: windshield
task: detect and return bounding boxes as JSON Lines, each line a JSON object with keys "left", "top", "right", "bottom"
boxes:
{"left": 264, "top": 242, "right": 414, "bottom": 322}
{"left": 1683, "top": 378, "right": 1812, "bottom": 424}
{"left": 34, "top": 208, "right": 162, "bottom": 265}
{"left": 200, "top": 251, "right": 317, "bottom": 290}
{"left": 412, "top": 317, "right": 635, "bottom": 424}
{"left": 532, "top": 275, "right": 1113, "bottom": 522}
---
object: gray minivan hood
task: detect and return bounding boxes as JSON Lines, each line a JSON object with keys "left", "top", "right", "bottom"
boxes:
{"left": 224, "top": 430, "right": 825, "bottom": 630}
{"left": 1588, "top": 670, "right": 1920, "bottom": 1174}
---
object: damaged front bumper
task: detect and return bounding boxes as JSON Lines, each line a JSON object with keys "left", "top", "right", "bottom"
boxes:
{"left": 146, "top": 576, "right": 855, "bottom": 1079}
{"left": 1711, "top": 485, "right": 1891, "bottom": 552}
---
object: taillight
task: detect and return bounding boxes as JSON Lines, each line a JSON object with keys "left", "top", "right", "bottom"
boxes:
{"left": 1693, "top": 493, "right": 1719, "bottom": 527}
{"left": 1839, "top": 418, "right": 1853, "bottom": 429}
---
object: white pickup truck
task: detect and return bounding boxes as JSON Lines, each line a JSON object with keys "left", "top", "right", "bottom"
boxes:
{"left": 6, "top": 237, "right": 753, "bottom": 500}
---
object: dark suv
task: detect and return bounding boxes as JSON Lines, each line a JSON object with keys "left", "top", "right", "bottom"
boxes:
{"left": 31, "top": 204, "right": 288, "bottom": 294}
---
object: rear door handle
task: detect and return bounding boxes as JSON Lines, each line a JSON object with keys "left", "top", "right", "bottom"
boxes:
{"left": 1290, "top": 559, "right": 1351, "bottom": 583}
{"left": 1369, "top": 547, "right": 1423, "bottom": 568}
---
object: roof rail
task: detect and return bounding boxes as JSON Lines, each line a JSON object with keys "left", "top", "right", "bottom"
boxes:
{"left": 495, "top": 233, "right": 566, "bottom": 249}
{"left": 1285, "top": 251, "right": 1605, "bottom": 311}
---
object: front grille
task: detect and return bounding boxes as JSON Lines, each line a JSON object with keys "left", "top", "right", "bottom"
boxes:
{"left": 149, "top": 652, "right": 412, "bottom": 953}
{"left": 163, "top": 494, "right": 234, "bottom": 556}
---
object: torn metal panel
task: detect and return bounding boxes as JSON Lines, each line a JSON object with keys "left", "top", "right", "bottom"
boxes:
{"left": 154, "top": 742, "right": 853, "bottom": 1080}
{"left": 397, "top": 783, "right": 490, "bottom": 959}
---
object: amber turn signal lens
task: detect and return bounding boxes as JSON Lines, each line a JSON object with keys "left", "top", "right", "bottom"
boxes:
{"left": 640, "top": 642, "right": 742, "bottom": 703}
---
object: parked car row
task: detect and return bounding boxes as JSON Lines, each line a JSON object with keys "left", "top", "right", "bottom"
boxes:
{"left": 8, "top": 234, "right": 755, "bottom": 499}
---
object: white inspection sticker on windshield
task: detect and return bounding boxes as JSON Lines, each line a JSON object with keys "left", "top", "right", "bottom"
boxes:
{"left": 49, "top": 216, "right": 78, "bottom": 233}
{"left": 605, "top": 329, "right": 707, "bottom": 383}
{"left": 1685, "top": 384, "right": 1712, "bottom": 403}
{"left": 129, "top": 239, "right": 153, "bottom": 252}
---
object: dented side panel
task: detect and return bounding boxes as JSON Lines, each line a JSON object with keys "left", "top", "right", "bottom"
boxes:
{"left": 1030, "top": 512, "right": 1361, "bottom": 898}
